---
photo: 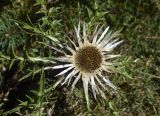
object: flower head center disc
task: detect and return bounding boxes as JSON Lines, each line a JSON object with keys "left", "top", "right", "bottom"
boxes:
{"left": 74, "top": 46, "right": 102, "bottom": 73}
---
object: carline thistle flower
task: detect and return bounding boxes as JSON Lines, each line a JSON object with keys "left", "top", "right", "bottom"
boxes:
{"left": 52, "top": 22, "right": 123, "bottom": 109}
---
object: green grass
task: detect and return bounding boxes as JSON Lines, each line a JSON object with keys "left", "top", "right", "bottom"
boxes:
{"left": 0, "top": 0, "right": 160, "bottom": 115}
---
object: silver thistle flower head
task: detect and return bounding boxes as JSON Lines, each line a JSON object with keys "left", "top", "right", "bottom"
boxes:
{"left": 53, "top": 22, "right": 123, "bottom": 108}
